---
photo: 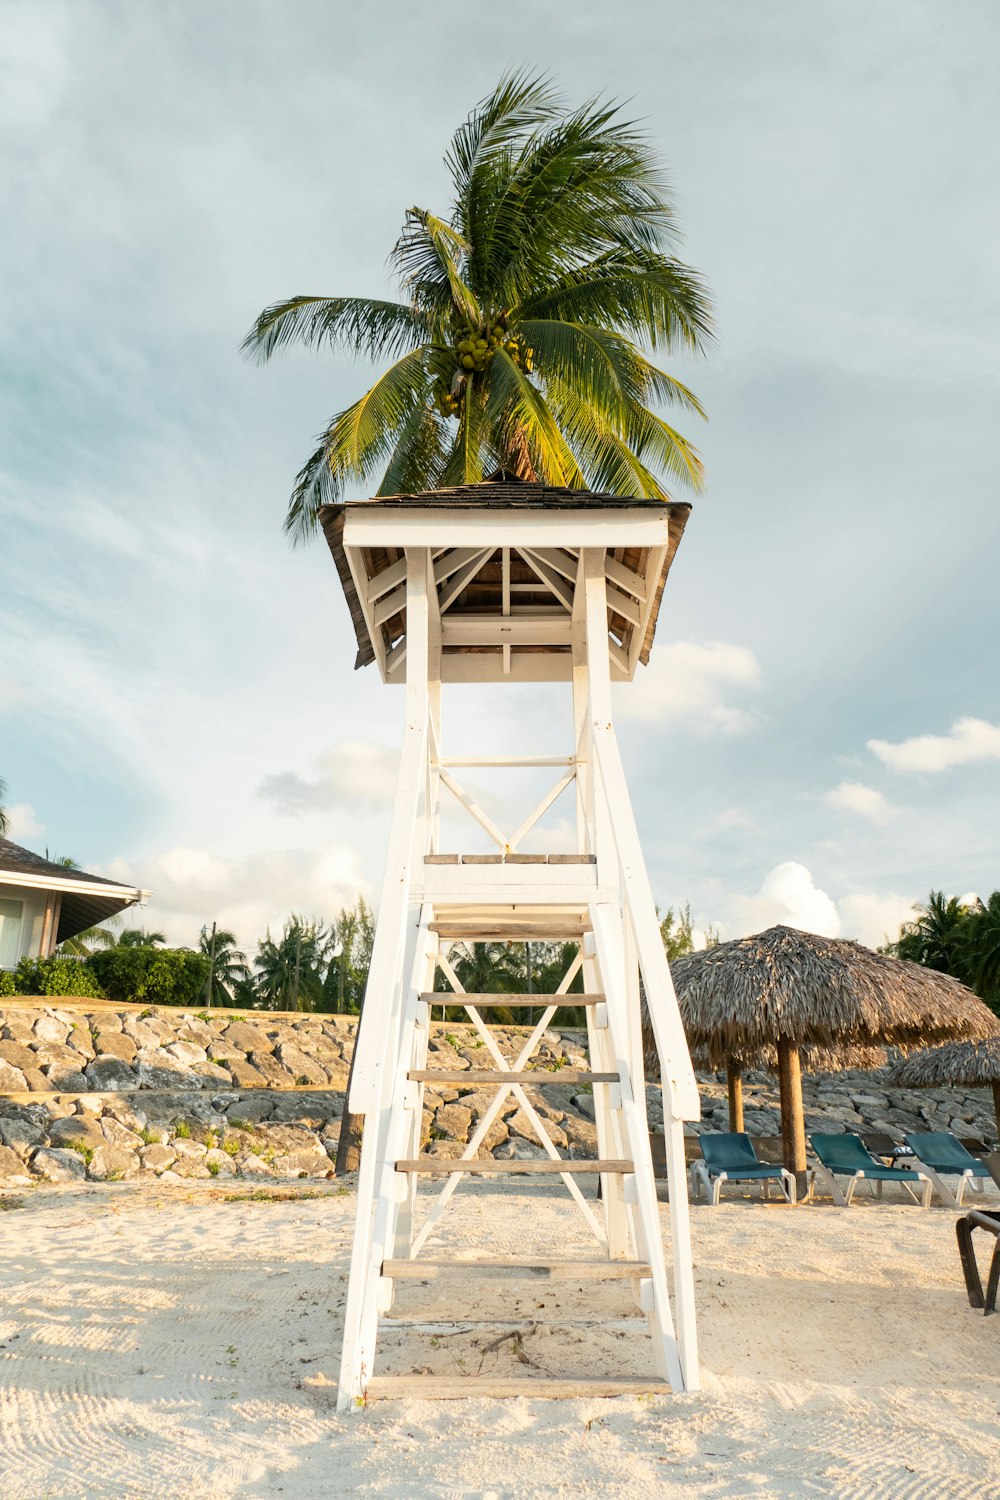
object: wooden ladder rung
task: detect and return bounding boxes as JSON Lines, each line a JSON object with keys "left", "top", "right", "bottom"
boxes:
{"left": 419, "top": 992, "right": 605, "bottom": 1006}
{"left": 408, "top": 1069, "right": 617, "bottom": 1084}
{"left": 364, "top": 1375, "right": 670, "bottom": 1401}
{"left": 395, "top": 1157, "right": 632, "bottom": 1176}
{"left": 429, "top": 922, "right": 590, "bottom": 939}
{"left": 383, "top": 1258, "right": 652, "bottom": 1280}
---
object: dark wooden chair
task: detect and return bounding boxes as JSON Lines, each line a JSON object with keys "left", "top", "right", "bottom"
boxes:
{"left": 956, "top": 1210, "right": 1000, "bottom": 1313}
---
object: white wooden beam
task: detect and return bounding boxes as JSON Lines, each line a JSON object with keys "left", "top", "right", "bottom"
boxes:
{"left": 344, "top": 508, "right": 671, "bottom": 550}
{"left": 438, "top": 548, "right": 492, "bottom": 612}
{"left": 520, "top": 547, "right": 575, "bottom": 610}
{"left": 441, "top": 616, "right": 573, "bottom": 647}
{"left": 519, "top": 545, "right": 579, "bottom": 584}
{"left": 366, "top": 554, "right": 408, "bottom": 605}
{"left": 604, "top": 555, "right": 648, "bottom": 602}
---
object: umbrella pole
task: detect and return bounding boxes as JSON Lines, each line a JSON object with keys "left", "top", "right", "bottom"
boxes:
{"left": 777, "top": 1037, "right": 807, "bottom": 1200}
{"left": 993, "top": 1081, "right": 1000, "bottom": 1144}
{"left": 726, "top": 1062, "right": 744, "bottom": 1132}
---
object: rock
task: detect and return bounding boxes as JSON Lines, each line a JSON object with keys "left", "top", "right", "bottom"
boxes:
{"left": 433, "top": 1103, "right": 473, "bottom": 1142}
{"left": 425, "top": 1140, "right": 471, "bottom": 1159}
{"left": 102, "top": 1096, "right": 148, "bottom": 1132}
{"left": 275, "top": 1043, "right": 328, "bottom": 1086}
{"left": 224, "top": 1022, "right": 273, "bottom": 1054}
{"left": 225, "top": 1058, "right": 269, "bottom": 1089}
{"left": 562, "top": 1116, "right": 599, "bottom": 1157}
{"left": 49, "top": 1115, "right": 107, "bottom": 1151}
{"left": 505, "top": 1107, "right": 567, "bottom": 1149}
{"left": 140, "top": 1144, "right": 177, "bottom": 1171}
{"left": 247, "top": 1052, "right": 297, "bottom": 1087}
{"left": 204, "top": 1148, "right": 235, "bottom": 1176}
{"left": 225, "top": 1095, "right": 273, "bottom": 1124}
{"left": 165, "top": 1040, "right": 208, "bottom": 1066}
{"left": 31, "top": 1147, "right": 87, "bottom": 1182}
{"left": 273, "top": 1148, "right": 331, "bottom": 1178}
{"left": 88, "top": 1145, "right": 140, "bottom": 1181}
{"left": 0, "top": 1062, "right": 28, "bottom": 1092}
{"left": 43, "top": 1065, "right": 90, "bottom": 1092}
{"left": 74, "top": 1095, "right": 105, "bottom": 1116}
{"left": 570, "top": 1092, "right": 596, "bottom": 1121}
{"left": 84, "top": 1057, "right": 137, "bottom": 1091}
{"left": 93, "top": 1030, "right": 138, "bottom": 1062}
{"left": 33, "top": 1015, "right": 70, "bottom": 1044}
{"left": 171, "top": 1139, "right": 208, "bottom": 1160}
{"left": 0, "top": 1040, "right": 38, "bottom": 1072}
{"left": 0, "top": 1117, "right": 43, "bottom": 1155}
{"left": 100, "top": 1118, "right": 145, "bottom": 1151}
{"left": 121, "top": 1018, "right": 166, "bottom": 1048}
{"left": 493, "top": 1138, "right": 548, "bottom": 1160}
{"left": 0, "top": 1144, "right": 32, "bottom": 1182}
{"left": 192, "top": 1062, "right": 234, "bottom": 1086}
{"left": 236, "top": 1152, "right": 273, "bottom": 1177}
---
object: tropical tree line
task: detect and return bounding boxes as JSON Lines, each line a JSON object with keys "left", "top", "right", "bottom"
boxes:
{"left": 882, "top": 890, "right": 1000, "bottom": 1013}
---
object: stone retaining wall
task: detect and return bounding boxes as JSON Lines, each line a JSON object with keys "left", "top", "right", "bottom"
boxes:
{"left": 0, "top": 1002, "right": 995, "bottom": 1187}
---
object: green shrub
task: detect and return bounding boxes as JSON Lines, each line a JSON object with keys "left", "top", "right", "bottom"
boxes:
{"left": 86, "top": 947, "right": 210, "bottom": 1007}
{"left": 0, "top": 971, "right": 15, "bottom": 997}
{"left": 11, "top": 956, "right": 105, "bottom": 998}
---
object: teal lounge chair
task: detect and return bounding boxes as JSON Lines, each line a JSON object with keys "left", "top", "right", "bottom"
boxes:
{"left": 904, "top": 1133, "right": 993, "bottom": 1208}
{"left": 810, "top": 1132, "right": 933, "bottom": 1208}
{"left": 690, "top": 1132, "right": 796, "bottom": 1206}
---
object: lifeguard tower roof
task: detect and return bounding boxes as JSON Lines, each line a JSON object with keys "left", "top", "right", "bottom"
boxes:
{"left": 319, "top": 477, "right": 690, "bottom": 684}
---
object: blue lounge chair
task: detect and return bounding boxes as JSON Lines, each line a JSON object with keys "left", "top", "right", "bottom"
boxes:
{"left": 690, "top": 1132, "right": 796, "bottom": 1205}
{"left": 904, "top": 1133, "right": 993, "bottom": 1208}
{"left": 810, "top": 1132, "right": 933, "bottom": 1208}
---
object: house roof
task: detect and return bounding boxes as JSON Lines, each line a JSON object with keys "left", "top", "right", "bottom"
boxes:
{"left": 318, "top": 477, "right": 691, "bottom": 681}
{"left": 0, "top": 840, "right": 147, "bottom": 944}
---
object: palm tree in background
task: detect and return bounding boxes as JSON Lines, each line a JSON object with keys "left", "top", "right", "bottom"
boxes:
{"left": 199, "top": 925, "right": 251, "bottom": 1006}
{"left": 254, "top": 916, "right": 328, "bottom": 1011}
{"left": 966, "top": 892, "right": 1000, "bottom": 1007}
{"left": 115, "top": 927, "right": 167, "bottom": 949}
{"left": 0, "top": 778, "right": 9, "bottom": 840}
{"left": 244, "top": 71, "right": 712, "bottom": 541}
{"left": 892, "top": 891, "right": 976, "bottom": 980}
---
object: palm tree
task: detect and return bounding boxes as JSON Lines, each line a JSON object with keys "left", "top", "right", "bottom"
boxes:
{"left": 966, "top": 892, "right": 1000, "bottom": 1008}
{"left": 116, "top": 927, "right": 167, "bottom": 949}
{"left": 57, "top": 922, "right": 120, "bottom": 957}
{"left": 0, "top": 778, "right": 9, "bottom": 840}
{"left": 244, "top": 72, "right": 712, "bottom": 541}
{"left": 199, "top": 925, "right": 251, "bottom": 1006}
{"left": 892, "top": 891, "right": 976, "bottom": 981}
{"left": 254, "top": 916, "right": 328, "bottom": 1011}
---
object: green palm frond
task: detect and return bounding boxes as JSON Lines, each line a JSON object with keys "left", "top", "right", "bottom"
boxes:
{"left": 247, "top": 74, "right": 712, "bottom": 535}
{"left": 242, "top": 296, "right": 432, "bottom": 363}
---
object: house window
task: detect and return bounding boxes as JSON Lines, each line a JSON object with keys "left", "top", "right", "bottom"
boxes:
{"left": 0, "top": 898, "right": 23, "bottom": 968}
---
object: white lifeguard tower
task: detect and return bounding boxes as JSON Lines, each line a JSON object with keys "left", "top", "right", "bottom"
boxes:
{"left": 320, "top": 477, "right": 701, "bottom": 1405}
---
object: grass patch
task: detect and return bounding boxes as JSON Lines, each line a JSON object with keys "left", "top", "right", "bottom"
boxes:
{"left": 221, "top": 1136, "right": 241, "bottom": 1157}
{"left": 208, "top": 1161, "right": 221, "bottom": 1177}
{"left": 173, "top": 1119, "right": 191, "bottom": 1139}
{"left": 0, "top": 1196, "right": 25, "bottom": 1211}
{"left": 221, "top": 1188, "right": 325, "bottom": 1204}
{"left": 65, "top": 1140, "right": 94, "bottom": 1165}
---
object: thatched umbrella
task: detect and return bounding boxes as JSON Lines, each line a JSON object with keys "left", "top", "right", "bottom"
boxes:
{"left": 885, "top": 1038, "right": 1000, "bottom": 1141}
{"left": 644, "top": 925, "right": 1000, "bottom": 1192}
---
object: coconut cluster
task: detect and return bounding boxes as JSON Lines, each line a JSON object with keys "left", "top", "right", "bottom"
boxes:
{"left": 433, "top": 315, "right": 534, "bottom": 420}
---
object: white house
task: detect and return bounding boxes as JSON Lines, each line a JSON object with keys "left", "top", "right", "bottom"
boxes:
{"left": 0, "top": 840, "right": 147, "bottom": 968}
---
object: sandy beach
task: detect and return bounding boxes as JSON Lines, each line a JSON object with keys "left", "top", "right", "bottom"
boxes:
{"left": 1, "top": 1180, "right": 998, "bottom": 1499}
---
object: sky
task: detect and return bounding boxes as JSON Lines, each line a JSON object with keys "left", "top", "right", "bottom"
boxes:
{"left": 1, "top": 0, "right": 998, "bottom": 954}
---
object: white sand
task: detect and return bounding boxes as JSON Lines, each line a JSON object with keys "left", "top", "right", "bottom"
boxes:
{"left": 1, "top": 1180, "right": 999, "bottom": 1500}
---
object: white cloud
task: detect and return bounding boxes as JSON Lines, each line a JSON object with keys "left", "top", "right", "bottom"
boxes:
{"left": 824, "top": 780, "right": 897, "bottom": 825}
{"left": 4, "top": 804, "right": 45, "bottom": 841}
{"left": 101, "top": 844, "right": 369, "bottom": 954}
{"left": 259, "top": 742, "right": 400, "bottom": 814}
{"left": 836, "top": 891, "right": 915, "bottom": 949}
{"left": 868, "top": 717, "right": 1000, "bottom": 773}
{"left": 713, "top": 808, "right": 757, "bottom": 832}
{"left": 620, "top": 641, "right": 762, "bottom": 732}
{"left": 731, "top": 861, "right": 841, "bottom": 938}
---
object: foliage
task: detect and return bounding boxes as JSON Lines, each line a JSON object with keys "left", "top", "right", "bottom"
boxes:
{"left": 57, "top": 920, "right": 121, "bottom": 957}
{"left": 659, "top": 903, "right": 695, "bottom": 960}
{"left": 199, "top": 925, "right": 251, "bottom": 1006}
{"left": 0, "top": 777, "right": 9, "bottom": 839}
{"left": 9, "top": 955, "right": 105, "bottom": 998}
{"left": 321, "top": 898, "right": 376, "bottom": 1014}
{"left": 86, "top": 946, "right": 209, "bottom": 1007}
{"left": 115, "top": 927, "right": 166, "bottom": 949}
{"left": 884, "top": 889, "right": 1000, "bottom": 1014}
{"left": 252, "top": 916, "right": 328, "bottom": 1011}
{"left": 244, "top": 71, "right": 712, "bottom": 541}
{"left": 0, "top": 970, "right": 15, "bottom": 996}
